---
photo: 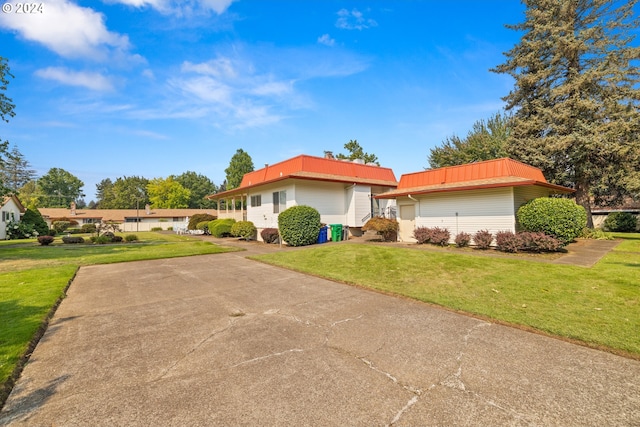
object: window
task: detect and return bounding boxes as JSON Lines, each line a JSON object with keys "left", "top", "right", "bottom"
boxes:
{"left": 251, "top": 195, "right": 261, "bottom": 207}
{"left": 125, "top": 217, "right": 142, "bottom": 223}
{"left": 273, "top": 190, "right": 286, "bottom": 213}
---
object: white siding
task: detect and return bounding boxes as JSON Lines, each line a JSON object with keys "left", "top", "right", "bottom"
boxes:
{"left": 246, "top": 183, "right": 295, "bottom": 230}
{"left": 1, "top": 199, "right": 23, "bottom": 239}
{"left": 295, "top": 181, "right": 346, "bottom": 225}
{"left": 414, "top": 188, "right": 516, "bottom": 243}
{"left": 345, "top": 185, "right": 372, "bottom": 227}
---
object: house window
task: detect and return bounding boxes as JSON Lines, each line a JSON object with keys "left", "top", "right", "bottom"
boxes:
{"left": 125, "top": 218, "right": 142, "bottom": 223}
{"left": 273, "top": 190, "right": 286, "bottom": 213}
{"left": 251, "top": 195, "right": 261, "bottom": 207}
{"left": 173, "top": 217, "right": 181, "bottom": 222}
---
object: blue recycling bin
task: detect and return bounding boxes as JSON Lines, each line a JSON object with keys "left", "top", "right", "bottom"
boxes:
{"left": 316, "top": 226, "right": 328, "bottom": 244}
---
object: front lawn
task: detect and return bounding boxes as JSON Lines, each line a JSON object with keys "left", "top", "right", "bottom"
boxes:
{"left": 0, "top": 232, "right": 237, "bottom": 405}
{"left": 252, "top": 234, "right": 640, "bottom": 357}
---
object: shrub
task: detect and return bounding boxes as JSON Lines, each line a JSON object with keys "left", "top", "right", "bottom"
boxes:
{"left": 91, "top": 235, "right": 111, "bottom": 244}
{"left": 37, "top": 235, "right": 55, "bottom": 245}
{"left": 519, "top": 232, "right": 563, "bottom": 252}
{"left": 231, "top": 221, "right": 257, "bottom": 240}
{"left": 5, "top": 219, "right": 39, "bottom": 239}
{"left": 362, "top": 217, "right": 399, "bottom": 242}
{"left": 413, "top": 226, "right": 450, "bottom": 246}
{"left": 81, "top": 223, "right": 97, "bottom": 233}
{"left": 473, "top": 229, "right": 493, "bottom": 249}
{"left": 208, "top": 218, "right": 236, "bottom": 238}
{"left": 196, "top": 221, "right": 210, "bottom": 234}
{"left": 278, "top": 205, "right": 321, "bottom": 247}
{"left": 62, "top": 236, "right": 85, "bottom": 244}
{"left": 517, "top": 198, "right": 587, "bottom": 243}
{"left": 603, "top": 212, "right": 637, "bottom": 232}
{"left": 150, "top": 227, "right": 163, "bottom": 231}
{"left": 495, "top": 231, "right": 522, "bottom": 253}
{"left": 412, "top": 227, "right": 431, "bottom": 244}
{"left": 52, "top": 220, "right": 71, "bottom": 234}
{"left": 188, "top": 213, "right": 217, "bottom": 230}
{"left": 125, "top": 234, "right": 138, "bottom": 242}
{"left": 111, "top": 235, "right": 123, "bottom": 243}
{"left": 261, "top": 228, "right": 280, "bottom": 244}
{"left": 22, "top": 208, "right": 49, "bottom": 236}
{"left": 581, "top": 228, "right": 613, "bottom": 240}
{"left": 455, "top": 232, "right": 471, "bottom": 248}
{"left": 47, "top": 229, "right": 56, "bottom": 237}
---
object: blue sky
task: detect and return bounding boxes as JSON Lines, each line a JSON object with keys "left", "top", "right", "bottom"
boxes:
{"left": 0, "top": 0, "right": 531, "bottom": 202}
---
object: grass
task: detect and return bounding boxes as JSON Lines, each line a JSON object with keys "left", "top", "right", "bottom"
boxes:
{"left": 252, "top": 233, "right": 640, "bottom": 357}
{"left": 0, "top": 232, "right": 237, "bottom": 404}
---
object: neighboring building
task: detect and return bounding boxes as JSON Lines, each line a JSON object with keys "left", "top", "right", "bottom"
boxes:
{"left": 207, "top": 154, "right": 398, "bottom": 240}
{"left": 376, "top": 158, "right": 574, "bottom": 243}
{"left": 1, "top": 195, "right": 26, "bottom": 239}
{"left": 38, "top": 203, "right": 216, "bottom": 232}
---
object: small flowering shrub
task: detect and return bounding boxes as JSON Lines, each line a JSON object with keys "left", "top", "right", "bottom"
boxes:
{"left": 6, "top": 219, "right": 39, "bottom": 240}
{"left": 37, "top": 235, "right": 55, "bottom": 246}
{"left": 473, "top": 230, "right": 493, "bottom": 249}
{"left": 412, "top": 227, "right": 431, "bottom": 244}
{"left": 413, "top": 227, "right": 451, "bottom": 246}
{"left": 261, "top": 228, "right": 280, "bottom": 244}
{"left": 518, "top": 232, "right": 563, "bottom": 252}
{"left": 455, "top": 232, "right": 471, "bottom": 248}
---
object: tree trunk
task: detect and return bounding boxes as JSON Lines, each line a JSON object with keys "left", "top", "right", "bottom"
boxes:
{"left": 574, "top": 178, "right": 593, "bottom": 229}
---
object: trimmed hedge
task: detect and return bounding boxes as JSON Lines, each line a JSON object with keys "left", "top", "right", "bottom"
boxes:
{"left": 278, "top": 205, "right": 321, "bottom": 247}
{"left": 517, "top": 198, "right": 587, "bottom": 243}
{"left": 231, "top": 221, "right": 257, "bottom": 240}
{"left": 37, "top": 235, "right": 55, "bottom": 246}
{"left": 62, "top": 236, "right": 85, "bottom": 244}
{"left": 261, "top": 228, "right": 280, "bottom": 244}
{"left": 208, "top": 218, "right": 236, "bottom": 238}
{"left": 603, "top": 212, "right": 637, "bottom": 232}
{"left": 188, "top": 214, "right": 217, "bottom": 230}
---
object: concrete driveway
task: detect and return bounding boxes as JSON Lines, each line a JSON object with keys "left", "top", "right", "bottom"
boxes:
{"left": 1, "top": 252, "right": 639, "bottom": 426}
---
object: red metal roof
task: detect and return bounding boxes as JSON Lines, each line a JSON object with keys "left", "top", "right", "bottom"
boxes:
{"left": 377, "top": 158, "right": 573, "bottom": 198}
{"left": 211, "top": 155, "right": 397, "bottom": 198}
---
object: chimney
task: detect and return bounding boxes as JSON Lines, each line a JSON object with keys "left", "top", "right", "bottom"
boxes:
{"left": 145, "top": 204, "right": 151, "bottom": 215}
{"left": 70, "top": 201, "right": 76, "bottom": 216}
{"left": 324, "top": 151, "right": 334, "bottom": 159}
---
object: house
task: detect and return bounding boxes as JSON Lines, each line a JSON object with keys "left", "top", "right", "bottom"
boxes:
{"left": 1, "top": 194, "right": 26, "bottom": 239}
{"left": 207, "top": 153, "right": 398, "bottom": 240}
{"left": 38, "top": 203, "right": 216, "bottom": 232}
{"left": 376, "top": 158, "right": 574, "bottom": 242}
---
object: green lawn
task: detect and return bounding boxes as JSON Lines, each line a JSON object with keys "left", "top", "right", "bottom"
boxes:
{"left": 252, "top": 234, "right": 640, "bottom": 357}
{"left": 0, "top": 232, "right": 237, "bottom": 404}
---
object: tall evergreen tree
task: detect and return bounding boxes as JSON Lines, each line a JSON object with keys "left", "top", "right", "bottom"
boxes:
{"left": 225, "top": 149, "right": 254, "bottom": 190}
{"left": 492, "top": 0, "right": 640, "bottom": 227}
{"left": 428, "top": 112, "right": 512, "bottom": 168}
{"left": 98, "top": 176, "right": 149, "bottom": 209}
{"left": 0, "top": 145, "right": 36, "bottom": 193}
{"left": 173, "top": 171, "right": 217, "bottom": 208}
{"left": 37, "top": 168, "right": 84, "bottom": 208}
{"left": 0, "top": 57, "right": 16, "bottom": 196}
{"left": 336, "top": 140, "right": 380, "bottom": 165}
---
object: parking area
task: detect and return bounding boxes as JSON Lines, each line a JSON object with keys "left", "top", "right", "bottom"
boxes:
{"left": 1, "top": 252, "right": 639, "bottom": 426}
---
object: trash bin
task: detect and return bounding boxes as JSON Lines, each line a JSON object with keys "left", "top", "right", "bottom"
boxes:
{"left": 330, "top": 224, "right": 342, "bottom": 242}
{"left": 316, "top": 226, "right": 328, "bottom": 244}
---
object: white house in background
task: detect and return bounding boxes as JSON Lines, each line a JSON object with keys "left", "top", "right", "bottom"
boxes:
{"left": 1, "top": 195, "right": 26, "bottom": 239}
{"left": 207, "top": 154, "right": 398, "bottom": 239}
{"left": 376, "top": 158, "right": 575, "bottom": 243}
{"left": 38, "top": 203, "right": 216, "bottom": 232}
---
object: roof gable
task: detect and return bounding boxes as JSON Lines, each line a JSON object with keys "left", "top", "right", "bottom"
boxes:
{"left": 398, "top": 158, "right": 546, "bottom": 189}
{"left": 239, "top": 155, "right": 397, "bottom": 188}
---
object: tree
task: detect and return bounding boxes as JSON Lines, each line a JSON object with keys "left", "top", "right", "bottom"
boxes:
{"left": 17, "top": 180, "right": 42, "bottom": 208}
{"left": 97, "top": 176, "right": 149, "bottom": 209}
{"left": 147, "top": 177, "right": 191, "bottom": 208}
{"left": 0, "top": 57, "right": 16, "bottom": 196}
{"left": 492, "top": 0, "right": 640, "bottom": 227}
{"left": 173, "top": 171, "right": 217, "bottom": 208}
{"left": 0, "top": 145, "right": 37, "bottom": 193}
{"left": 37, "top": 168, "right": 84, "bottom": 208}
{"left": 225, "top": 149, "right": 254, "bottom": 190}
{"left": 428, "top": 112, "right": 512, "bottom": 168}
{"left": 336, "top": 140, "right": 379, "bottom": 165}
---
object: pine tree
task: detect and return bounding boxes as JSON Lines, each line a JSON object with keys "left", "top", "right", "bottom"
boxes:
{"left": 225, "top": 149, "right": 254, "bottom": 190}
{"left": 0, "top": 145, "right": 36, "bottom": 193}
{"left": 492, "top": 0, "right": 640, "bottom": 227}
{"left": 336, "top": 140, "right": 379, "bottom": 165}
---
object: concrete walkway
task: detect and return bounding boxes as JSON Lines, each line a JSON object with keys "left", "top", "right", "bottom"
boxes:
{"left": 1, "top": 250, "right": 639, "bottom": 426}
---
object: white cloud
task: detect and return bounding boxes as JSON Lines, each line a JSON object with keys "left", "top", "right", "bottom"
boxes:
{"left": 336, "top": 8, "right": 377, "bottom": 30}
{"left": 317, "top": 34, "right": 335, "bottom": 47}
{"left": 35, "top": 67, "right": 114, "bottom": 91}
{"left": 181, "top": 58, "right": 237, "bottom": 79}
{"left": 171, "top": 75, "right": 232, "bottom": 103}
{"left": 0, "top": 0, "right": 133, "bottom": 61}
{"left": 110, "top": 0, "right": 235, "bottom": 15}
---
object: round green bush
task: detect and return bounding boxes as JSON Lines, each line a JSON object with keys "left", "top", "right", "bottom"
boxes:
{"left": 603, "top": 212, "right": 637, "bottom": 232}
{"left": 231, "top": 221, "right": 257, "bottom": 240}
{"left": 208, "top": 218, "right": 236, "bottom": 238}
{"left": 23, "top": 208, "right": 49, "bottom": 236}
{"left": 517, "top": 198, "right": 587, "bottom": 243}
{"left": 278, "top": 205, "right": 321, "bottom": 247}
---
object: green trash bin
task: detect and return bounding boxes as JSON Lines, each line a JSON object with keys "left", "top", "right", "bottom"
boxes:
{"left": 330, "top": 224, "right": 343, "bottom": 242}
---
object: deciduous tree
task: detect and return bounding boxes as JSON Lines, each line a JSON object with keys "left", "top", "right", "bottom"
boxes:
{"left": 97, "top": 176, "right": 149, "bottom": 209}
{"left": 428, "top": 112, "right": 512, "bottom": 168}
{"left": 173, "top": 171, "right": 217, "bottom": 208}
{"left": 147, "top": 177, "right": 191, "bottom": 209}
{"left": 492, "top": 0, "right": 640, "bottom": 227}
{"left": 37, "top": 168, "right": 84, "bottom": 208}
